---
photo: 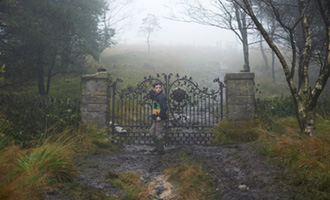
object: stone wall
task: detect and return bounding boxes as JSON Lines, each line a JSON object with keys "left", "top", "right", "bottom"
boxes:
{"left": 81, "top": 72, "right": 111, "bottom": 128}
{"left": 224, "top": 72, "right": 255, "bottom": 121}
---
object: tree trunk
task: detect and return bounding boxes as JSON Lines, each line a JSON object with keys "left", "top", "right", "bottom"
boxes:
{"left": 46, "top": 68, "right": 52, "bottom": 95}
{"left": 260, "top": 34, "right": 269, "bottom": 72}
{"left": 234, "top": 2, "right": 250, "bottom": 72}
{"left": 46, "top": 56, "right": 56, "bottom": 95}
{"left": 270, "top": 17, "right": 276, "bottom": 83}
{"left": 37, "top": 66, "right": 45, "bottom": 96}
{"left": 297, "top": 102, "right": 316, "bottom": 136}
{"left": 242, "top": 35, "right": 250, "bottom": 72}
{"left": 271, "top": 51, "right": 276, "bottom": 83}
{"left": 147, "top": 32, "right": 151, "bottom": 53}
{"left": 241, "top": 0, "right": 330, "bottom": 136}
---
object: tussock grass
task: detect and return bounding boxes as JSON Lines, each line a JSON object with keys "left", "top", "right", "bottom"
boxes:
{"left": 212, "top": 120, "right": 259, "bottom": 145}
{"left": 258, "top": 117, "right": 330, "bottom": 199}
{"left": 213, "top": 116, "right": 330, "bottom": 198}
{"left": 164, "top": 151, "right": 220, "bottom": 200}
{"left": 110, "top": 172, "right": 148, "bottom": 200}
{"left": 0, "top": 143, "right": 76, "bottom": 200}
{"left": 0, "top": 125, "right": 119, "bottom": 200}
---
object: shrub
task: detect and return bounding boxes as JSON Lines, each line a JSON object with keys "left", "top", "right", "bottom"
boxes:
{"left": 316, "top": 93, "right": 330, "bottom": 119}
{"left": 0, "top": 94, "right": 80, "bottom": 146}
{"left": 255, "top": 96, "right": 295, "bottom": 118}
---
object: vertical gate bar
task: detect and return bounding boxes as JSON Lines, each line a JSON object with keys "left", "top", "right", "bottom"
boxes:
{"left": 181, "top": 105, "right": 184, "bottom": 127}
{"left": 136, "top": 94, "right": 138, "bottom": 127}
{"left": 139, "top": 94, "right": 141, "bottom": 127}
{"left": 120, "top": 97, "right": 123, "bottom": 125}
{"left": 212, "top": 95, "right": 215, "bottom": 126}
{"left": 131, "top": 95, "right": 134, "bottom": 126}
{"left": 135, "top": 94, "right": 138, "bottom": 131}
{"left": 165, "top": 75, "right": 169, "bottom": 131}
{"left": 124, "top": 95, "right": 127, "bottom": 125}
{"left": 208, "top": 96, "right": 211, "bottom": 126}
{"left": 147, "top": 100, "right": 150, "bottom": 125}
{"left": 197, "top": 94, "right": 199, "bottom": 128}
{"left": 132, "top": 95, "right": 135, "bottom": 126}
{"left": 216, "top": 95, "right": 220, "bottom": 124}
{"left": 185, "top": 97, "right": 188, "bottom": 128}
{"left": 189, "top": 96, "right": 192, "bottom": 127}
{"left": 143, "top": 99, "right": 146, "bottom": 126}
{"left": 111, "top": 83, "right": 116, "bottom": 135}
{"left": 128, "top": 97, "right": 131, "bottom": 125}
{"left": 116, "top": 91, "right": 119, "bottom": 126}
{"left": 204, "top": 94, "right": 207, "bottom": 126}
{"left": 221, "top": 82, "right": 223, "bottom": 120}
{"left": 193, "top": 95, "right": 196, "bottom": 128}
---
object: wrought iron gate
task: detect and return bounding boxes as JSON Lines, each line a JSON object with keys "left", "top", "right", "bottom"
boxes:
{"left": 109, "top": 73, "right": 224, "bottom": 145}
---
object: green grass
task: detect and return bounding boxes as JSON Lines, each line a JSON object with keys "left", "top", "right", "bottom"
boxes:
{"left": 164, "top": 151, "right": 221, "bottom": 200}
{"left": 109, "top": 172, "right": 149, "bottom": 200}
{"left": 0, "top": 125, "right": 120, "bottom": 200}
{"left": 258, "top": 117, "right": 330, "bottom": 199}
{"left": 0, "top": 143, "right": 76, "bottom": 199}
{"left": 47, "top": 74, "right": 81, "bottom": 100}
{"left": 212, "top": 120, "right": 259, "bottom": 145}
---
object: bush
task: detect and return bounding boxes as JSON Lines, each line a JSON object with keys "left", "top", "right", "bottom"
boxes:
{"left": 0, "top": 94, "right": 80, "bottom": 146}
{"left": 316, "top": 93, "right": 330, "bottom": 119}
{"left": 255, "top": 96, "right": 295, "bottom": 118}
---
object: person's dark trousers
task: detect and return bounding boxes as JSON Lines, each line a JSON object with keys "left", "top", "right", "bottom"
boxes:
{"left": 149, "top": 120, "right": 165, "bottom": 154}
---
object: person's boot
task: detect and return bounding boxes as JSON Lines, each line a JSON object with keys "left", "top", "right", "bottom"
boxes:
{"left": 156, "top": 139, "right": 165, "bottom": 155}
{"left": 150, "top": 137, "right": 158, "bottom": 153}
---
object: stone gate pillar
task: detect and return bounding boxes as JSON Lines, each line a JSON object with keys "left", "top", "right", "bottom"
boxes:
{"left": 224, "top": 72, "right": 255, "bottom": 121}
{"left": 81, "top": 72, "right": 111, "bottom": 128}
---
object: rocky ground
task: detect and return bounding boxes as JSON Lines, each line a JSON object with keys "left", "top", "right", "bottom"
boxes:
{"left": 69, "top": 143, "right": 300, "bottom": 200}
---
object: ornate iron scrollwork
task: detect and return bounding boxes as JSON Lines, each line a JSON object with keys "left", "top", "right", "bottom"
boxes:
{"left": 171, "top": 88, "right": 187, "bottom": 103}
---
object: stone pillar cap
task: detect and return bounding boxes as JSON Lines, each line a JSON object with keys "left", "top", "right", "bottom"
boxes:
{"left": 224, "top": 72, "right": 255, "bottom": 82}
{"left": 81, "top": 72, "right": 110, "bottom": 80}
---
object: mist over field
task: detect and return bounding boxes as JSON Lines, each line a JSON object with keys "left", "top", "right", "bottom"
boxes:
{"left": 92, "top": 43, "right": 290, "bottom": 97}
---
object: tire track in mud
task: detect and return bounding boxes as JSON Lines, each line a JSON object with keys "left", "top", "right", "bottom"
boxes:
{"left": 75, "top": 143, "right": 295, "bottom": 200}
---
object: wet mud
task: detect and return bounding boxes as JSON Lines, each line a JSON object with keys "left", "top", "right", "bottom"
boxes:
{"left": 73, "top": 143, "right": 295, "bottom": 200}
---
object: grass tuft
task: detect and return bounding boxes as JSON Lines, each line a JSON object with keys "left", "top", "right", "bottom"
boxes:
{"left": 0, "top": 143, "right": 76, "bottom": 200}
{"left": 109, "top": 172, "right": 148, "bottom": 200}
{"left": 258, "top": 117, "right": 330, "bottom": 199}
{"left": 212, "top": 120, "right": 259, "bottom": 145}
{"left": 164, "top": 151, "right": 220, "bottom": 200}
{"left": 0, "top": 125, "right": 119, "bottom": 200}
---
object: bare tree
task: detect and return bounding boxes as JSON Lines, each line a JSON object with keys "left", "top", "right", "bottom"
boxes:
{"left": 139, "top": 14, "right": 161, "bottom": 53}
{"left": 168, "top": 0, "right": 254, "bottom": 72}
{"left": 238, "top": 0, "right": 330, "bottom": 135}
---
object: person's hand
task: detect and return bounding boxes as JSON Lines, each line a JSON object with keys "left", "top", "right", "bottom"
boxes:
{"left": 156, "top": 117, "right": 161, "bottom": 121}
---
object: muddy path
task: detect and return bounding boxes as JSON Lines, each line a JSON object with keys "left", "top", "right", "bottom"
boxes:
{"left": 74, "top": 143, "right": 297, "bottom": 200}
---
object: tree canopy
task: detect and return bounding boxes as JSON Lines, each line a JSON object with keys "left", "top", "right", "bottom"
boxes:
{"left": 0, "top": 0, "right": 115, "bottom": 95}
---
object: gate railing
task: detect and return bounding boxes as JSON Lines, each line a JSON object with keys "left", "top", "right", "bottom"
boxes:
{"left": 109, "top": 73, "right": 224, "bottom": 145}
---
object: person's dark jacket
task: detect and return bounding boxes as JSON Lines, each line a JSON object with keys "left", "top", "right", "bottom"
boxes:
{"left": 150, "top": 90, "right": 168, "bottom": 120}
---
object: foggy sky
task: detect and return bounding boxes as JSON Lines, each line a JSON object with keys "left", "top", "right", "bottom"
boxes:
{"left": 114, "top": 0, "right": 238, "bottom": 47}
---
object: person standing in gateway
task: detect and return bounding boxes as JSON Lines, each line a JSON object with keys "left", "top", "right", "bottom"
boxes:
{"left": 149, "top": 82, "right": 168, "bottom": 154}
